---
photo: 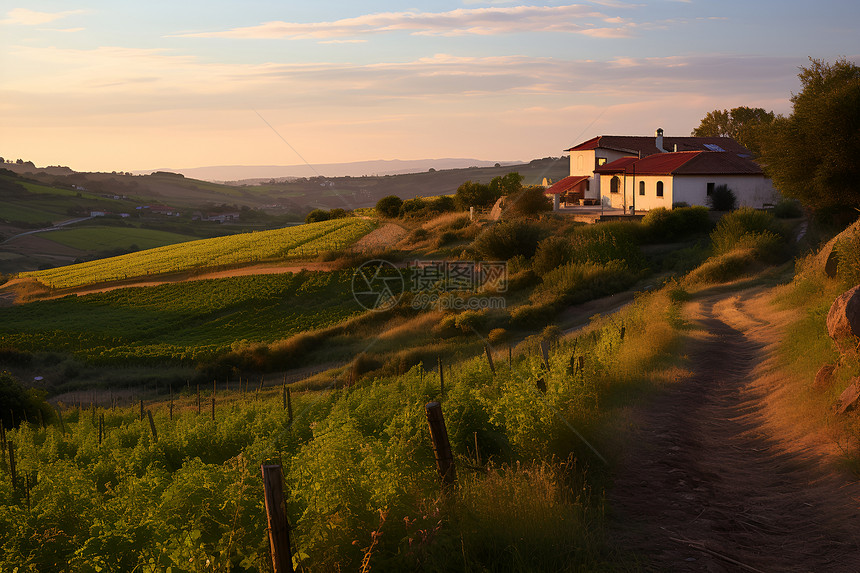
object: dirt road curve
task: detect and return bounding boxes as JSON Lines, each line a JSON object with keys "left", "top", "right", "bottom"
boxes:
{"left": 609, "top": 288, "right": 860, "bottom": 572}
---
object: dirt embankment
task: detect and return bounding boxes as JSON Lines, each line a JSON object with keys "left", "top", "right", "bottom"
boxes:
{"left": 609, "top": 287, "right": 860, "bottom": 571}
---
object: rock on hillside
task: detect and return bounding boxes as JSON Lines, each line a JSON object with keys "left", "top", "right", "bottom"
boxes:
{"left": 813, "top": 218, "right": 860, "bottom": 277}
{"left": 827, "top": 284, "right": 860, "bottom": 342}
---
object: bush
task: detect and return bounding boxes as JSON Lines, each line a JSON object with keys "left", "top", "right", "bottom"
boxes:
{"left": 835, "top": 230, "right": 860, "bottom": 287}
{"left": 472, "top": 220, "right": 542, "bottom": 260}
{"left": 773, "top": 199, "right": 804, "bottom": 219}
{"left": 707, "top": 184, "right": 737, "bottom": 211}
{"left": 501, "top": 187, "right": 552, "bottom": 219}
{"left": 530, "top": 260, "right": 638, "bottom": 308}
{"left": 532, "top": 236, "right": 573, "bottom": 275}
{"left": 455, "top": 181, "right": 499, "bottom": 210}
{"left": 0, "top": 371, "right": 54, "bottom": 429}
{"left": 430, "top": 195, "right": 456, "bottom": 214}
{"left": 376, "top": 195, "right": 403, "bottom": 218}
{"left": 711, "top": 207, "right": 784, "bottom": 256}
{"left": 567, "top": 223, "right": 645, "bottom": 269}
{"left": 409, "top": 228, "right": 429, "bottom": 242}
{"left": 399, "top": 197, "right": 427, "bottom": 218}
{"left": 305, "top": 209, "right": 331, "bottom": 224}
{"left": 642, "top": 206, "right": 711, "bottom": 242}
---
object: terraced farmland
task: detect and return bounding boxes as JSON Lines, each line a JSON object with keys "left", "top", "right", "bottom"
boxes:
{"left": 20, "top": 218, "right": 375, "bottom": 289}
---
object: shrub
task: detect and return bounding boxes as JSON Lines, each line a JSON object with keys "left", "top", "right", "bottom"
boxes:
{"left": 436, "top": 230, "right": 458, "bottom": 247}
{"left": 530, "top": 260, "right": 638, "bottom": 308}
{"left": 502, "top": 187, "right": 552, "bottom": 219}
{"left": 376, "top": 195, "right": 403, "bottom": 218}
{"left": 305, "top": 208, "right": 330, "bottom": 224}
{"left": 487, "top": 328, "right": 507, "bottom": 345}
{"left": 409, "top": 228, "right": 429, "bottom": 242}
{"left": 532, "top": 236, "right": 573, "bottom": 275}
{"left": 711, "top": 207, "right": 784, "bottom": 256}
{"left": 472, "top": 220, "right": 542, "bottom": 260}
{"left": 455, "top": 181, "right": 499, "bottom": 210}
{"left": 399, "top": 197, "right": 427, "bottom": 218}
{"left": 454, "top": 310, "right": 487, "bottom": 333}
{"left": 835, "top": 230, "right": 860, "bottom": 287}
{"left": 567, "top": 223, "right": 645, "bottom": 269}
{"left": 773, "top": 199, "right": 804, "bottom": 219}
{"left": 0, "top": 371, "right": 54, "bottom": 429}
{"left": 707, "top": 184, "right": 737, "bottom": 211}
{"left": 430, "top": 195, "right": 456, "bottom": 213}
{"left": 642, "top": 206, "right": 711, "bottom": 242}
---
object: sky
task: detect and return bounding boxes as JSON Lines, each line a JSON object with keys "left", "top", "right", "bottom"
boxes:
{"left": 1, "top": 1, "right": 859, "bottom": 173}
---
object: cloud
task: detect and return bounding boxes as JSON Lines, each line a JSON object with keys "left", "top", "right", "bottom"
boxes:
{"left": 172, "top": 5, "right": 627, "bottom": 40}
{"left": 1, "top": 8, "right": 84, "bottom": 26}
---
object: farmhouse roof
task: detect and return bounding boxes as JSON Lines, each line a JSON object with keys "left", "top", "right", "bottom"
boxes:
{"left": 595, "top": 151, "right": 764, "bottom": 176}
{"left": 567, "top": 135, "right": 752, "bottom": 158}
{"left": 543, "top": 175, "right": 590, "bottom": 195}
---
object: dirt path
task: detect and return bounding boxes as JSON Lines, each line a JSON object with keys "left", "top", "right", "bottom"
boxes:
{"left": 609, "top": 287, "right": 860, "bottom": 572}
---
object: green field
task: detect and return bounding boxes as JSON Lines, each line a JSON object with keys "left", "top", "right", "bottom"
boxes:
{"left": 0, "top": 271, "right": 362, "bottom": 364}
{"left": 20, "top": 218, "right": 375, "bottom": 289}
{"left": 39, "top": 226, "right": 198, "bottom": 252}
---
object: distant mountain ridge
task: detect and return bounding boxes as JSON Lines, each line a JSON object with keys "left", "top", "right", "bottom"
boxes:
{"left": 135, "top": 158, "right": 522, "bottom": 182}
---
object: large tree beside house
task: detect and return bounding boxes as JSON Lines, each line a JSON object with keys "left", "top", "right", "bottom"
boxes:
{"left": 691, "top": 106, "right": 776, "bottom": 157}
{"left": 759, "top": 57, "right": 860, "bottom": 212}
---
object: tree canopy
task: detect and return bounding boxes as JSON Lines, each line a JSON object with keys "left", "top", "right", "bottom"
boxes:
{"left": 759, "top": 58, "right": 860, "bottom": 211}
{"left": 691, "top": 106, "right": 775, "bottom": 156}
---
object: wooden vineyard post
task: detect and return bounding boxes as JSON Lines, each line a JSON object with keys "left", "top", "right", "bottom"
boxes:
{"left": 282, "top": 383, "right": 286, "bottom": 410}
{"left": 474, "top": 431, "right": 481, "bottom": 466}
{"left": 8, "top": 444, "right": 16, "bottom": 490}
{"left": 437, "top": 356, "right": 444, "bottom": 398}
{"left": 0, "top": 423, "right": 5, "bottom": 462}
{"left": 484, "top": 344, "right": 495, "bottom": 375}
{"left": 425, "top": 402, "right": 456, "bottom": 486}
{"left": 262, "top": 464, "right": 294, "bottom": 573}
{"left": 212, "top": 381, "right": 216, "bottom": 421}
{"left": 139, "top": 399, "right": 144, "bottom": 422}
{"left": 540, "top": 340, "right": 551, "bottom": 371}
{"left": 197, "top": 384, "right": 201, "bottom": 415}
{"left": 508, "top": 346, "right": 512, "bottom": 369}
{"left": 147, "top": 410, "right": 158, "bottom": 443}
{"left": 287, "top": 388, "right": 293, "bottom": 424}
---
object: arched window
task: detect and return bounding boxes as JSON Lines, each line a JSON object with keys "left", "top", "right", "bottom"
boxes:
{"left": 610, "top": 176, "right": 620, "bottom": 194}
{"left": 639, "top": 181, "right": 645, "bottom": 196}
{"left": 656, "top": 181, "right": 664, "bottom": 197}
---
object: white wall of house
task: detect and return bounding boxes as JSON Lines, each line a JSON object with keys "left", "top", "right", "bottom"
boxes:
{"left": 571, "top": 148, "right": 640, "bottom": 199}
{"left": 603, "top": 174, "right": 673, "bottom": 211}
{"left": 673, "top": 175, "right": 778, "bottom": 209}
{"left": 602, "top": 174, "right": 779, "bottom": 211}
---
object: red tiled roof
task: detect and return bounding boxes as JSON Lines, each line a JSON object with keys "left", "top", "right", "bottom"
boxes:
{"left": 594, "top": 157, "right": 639, "bottom": 174}
{"left": 543, "top": 175, "right": 589, "bottom": 195}
{"left": 567, "top": 135, "right": 752, "bottom": 158}
{"left": 592, "top": 151, "right": 764, "bottom": 176}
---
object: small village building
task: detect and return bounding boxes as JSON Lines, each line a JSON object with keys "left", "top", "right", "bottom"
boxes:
{"left": 547, "top": 129, "right": 778, "bottom": 211}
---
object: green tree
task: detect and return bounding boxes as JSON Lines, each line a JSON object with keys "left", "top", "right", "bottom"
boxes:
{"left": 305, "top": 208, "right": 331, "bottom": 224}
{"left": 489, "top": 172, "right": 524, "bottom": 196}
{"left": 454, "top": 181, "right": 498, "bottom": 210}
{"left": 503, "top": 186, "right": 552, "bottom": 219}
{"left": 691, "top": 106, "right": 775, "bottom": 156}
{"left": 375, "top": 195, "right": 403, "bottom": 218}
{"left": 760, "top": 58, "right": 860, "bottom": 211}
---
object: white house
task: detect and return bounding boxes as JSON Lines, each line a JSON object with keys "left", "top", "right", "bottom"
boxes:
{"left": 549, "top": 129, "right": 778, "bottom": 211}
